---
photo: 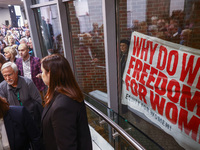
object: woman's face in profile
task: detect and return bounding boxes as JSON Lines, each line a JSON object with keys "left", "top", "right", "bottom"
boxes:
{"left": 41, "top": 65, "right": 50, "bottom": 86}
{"left": 4, "top": 51, "right": 11, "bottom": 60}
{"left": 8, "top": 36, "right": 14, "bottom": 44}
{"left": 120, "top": 43, "right": 128, "bottom": 54}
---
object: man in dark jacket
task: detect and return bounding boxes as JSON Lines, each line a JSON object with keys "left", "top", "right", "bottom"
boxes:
{"left": 0, "top": 96, "right": 41, "bottom": 150}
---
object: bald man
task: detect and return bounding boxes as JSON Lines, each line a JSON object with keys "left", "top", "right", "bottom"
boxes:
{"left": 16, "top": 43, "right": 46, "bottom": 99}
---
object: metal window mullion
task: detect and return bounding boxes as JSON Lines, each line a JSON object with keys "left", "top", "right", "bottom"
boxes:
{"left": 56, "top": 0, "right": 74, "bottom": 71}
{"left": 30, "top": 1, "right": 57, "bottom": 9}
{"left": 23, "top": 0, "right": 43, "bottom": 58}
{"left": 102, "top": 0, "right": 118, "bottom": 113}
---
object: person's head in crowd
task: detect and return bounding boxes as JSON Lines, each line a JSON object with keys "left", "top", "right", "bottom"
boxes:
{"left": 19, "top": 38, "right": 28, "bottom": 44}
{"left": 41, "top": 54, "right": 83, "bottom": 104}
{"left": 28, "top": 38, "right": 33, "bottom": 49}
{"left": 0, "top": 96, "right": 9, "bottom": 118}
{"left": 0, "top": 41, "right": 7, "bottom": 53}
{"left": 27, "top": 38, "right": 34, "bottom": 56}
{"left": 148, "top": 16, "right": 158, "bottom": 36}
{"left": 92, "top": 22, "right": 98, "bottom": 31}
{"left": 0, "top": 33, "right": 4, "bottom": 41}
{"left": 120, "top": 39, "right": 130, "bottom": 54}
{"left": 18, "top": 43, "right": 30, "bottom": 61}
{"left": 151, "top": 16, "right": 158, "bottom": 25}
{"left": 8, "top": 35, "right": 16, "bottom": 46}
{"left": 46, "top": 18, "right": 50, "bottom": 24}
{"left": 5, "top": 31, "right": 11, "bottom": 37}
{"left": 3, "top": 46, "right": 17, "bottom": 62}
{"left": 0, "top": 54, "right": 7, "bottom": 70}
{"left": 11, "top": 28, "right": 15, "bottom": 34}
{"left": 1, "top": 62, "right": 18, "bottom": 87}
{"left": 131, "top": 20, "right": 140, "bottom": 32}
{"left": 133, "top": 20, "right": 139, "bottom": 27}
{"left": 13, "top": 30, "right": 19, "bottom": 39}
{"left": 167, "top": 23, "right": 178, "bottom": 36}
{"left": 180, "top": 29, "right": 192, "bottom": 46}
{"left": 157, "top": 19, "right": 166, "bottom": 29}
{"left": 24, "top": 23, "right": 29, "bottom": 29}
{"left": 25, "top": 30, "right": 30, "bottom": 38}
{"left": 138, "top": 21, "right": 148, "bottom": 34}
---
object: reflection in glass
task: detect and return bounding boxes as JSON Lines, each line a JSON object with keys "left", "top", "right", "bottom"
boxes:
{"left": 32, "top": 0, "right": 54, "bottom": 5}
{"left": 35, "top": 5, "right": 63, "bottom": 57}
{"left": 121, "top": 0, "right": 200, "bottom": 49}
{"left": 67, "top": 1, "right": 107, "bottom": 105}
{"left": 118, "top": 0, "right": 200, "bottom": 150}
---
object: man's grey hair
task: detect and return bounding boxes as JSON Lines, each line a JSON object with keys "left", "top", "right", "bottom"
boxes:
{"left": 19, "top": 38, "right": 28, "bottom": 44}
{"left": 1, "top": 62, "right": 18, "bottom": 72}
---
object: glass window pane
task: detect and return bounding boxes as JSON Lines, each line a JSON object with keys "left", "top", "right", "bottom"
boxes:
{"left": 32, "top": 0, "right": 54, "bottom": 5}
{"left": 118, "top": 0, "right": 200, "bottom": 150}
{"left": 34, "top": 5, "right": 63, "bottom": 57}
{"left": 66, "top": 0, "right": 107, "bottom": 105}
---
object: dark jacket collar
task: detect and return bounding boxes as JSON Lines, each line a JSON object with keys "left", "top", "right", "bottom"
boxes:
{"left": 41, "top": 92, "right": 59, "bottom": 122}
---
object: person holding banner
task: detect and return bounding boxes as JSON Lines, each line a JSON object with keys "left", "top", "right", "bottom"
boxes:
{"left": 120, "top": 39, "right": 130, "bottom": 114}
{"left": 120, "top": 39, "right": 130, "bottom": 74}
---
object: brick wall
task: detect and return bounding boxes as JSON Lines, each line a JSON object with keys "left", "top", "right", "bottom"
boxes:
{"left": 68, "top": 1, "right": 107, "bottom": 94}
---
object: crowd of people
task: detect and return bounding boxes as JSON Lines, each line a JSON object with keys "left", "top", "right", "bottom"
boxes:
{"left": 0, "top": 23, "right": 33, "bottom": 55}
{"left": 119, "top": 10, "right": 199, "bottom": 82}
{"left": 0, "top": 22, "right": 92, "bottom": 149}
{"left": 78, "top": 22, "right": 104, "bottom": 64}
{"left": 129, "top": 10, "right": 195, "bottom": 48}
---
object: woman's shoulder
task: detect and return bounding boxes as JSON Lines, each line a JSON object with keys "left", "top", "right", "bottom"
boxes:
{"left": 53, "top": 93, "right": 84, "bottom": 108}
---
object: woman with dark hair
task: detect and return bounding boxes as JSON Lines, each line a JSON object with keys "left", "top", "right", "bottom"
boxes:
{"left": 120, "top": 39, "right": 130, "bottom": 74}
{"left": 0, "top": 96, "right": 41, "bottom": 150}
{"left": 41, "top": 54, "right": 92, "bottom": 150}
{"left": 0, "top": 54, "right": 7, "bottom": 82}
{"left": 0, "top": 41, "right": 7, "bottom": 54}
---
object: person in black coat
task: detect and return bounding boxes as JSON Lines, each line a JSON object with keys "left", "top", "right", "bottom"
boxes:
{"left": 120, "top": 39, "right": 130, "bottom": 74}
{"left": 120, "top": 39, "right": 130, "bottom": 114}
{"left": 0, "top": 54, "right": 7, "bottom": 82}
{"left": 41, "top": 54, "right": 92, "bottom": 150}
{"left": 0, "top": 96, "right": 41, "bottom": 150}
{"left": 46, "top": 18, "right": 54, "bottom": 48}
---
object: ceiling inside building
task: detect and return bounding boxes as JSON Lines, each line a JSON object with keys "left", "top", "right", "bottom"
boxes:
{"left": 0, "top": 0, "right": 24, "bottom": 9}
